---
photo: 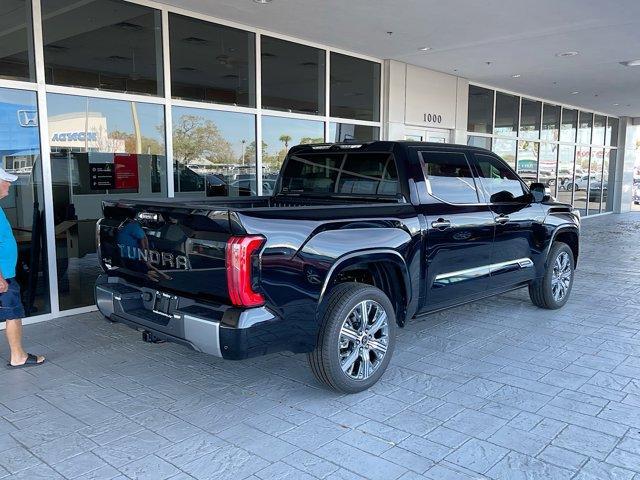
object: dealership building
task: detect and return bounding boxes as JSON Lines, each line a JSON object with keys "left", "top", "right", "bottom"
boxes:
{"left": 0, "top": 0, "right": 638, "bottom": 324}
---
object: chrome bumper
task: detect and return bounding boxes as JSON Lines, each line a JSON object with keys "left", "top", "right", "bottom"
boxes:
{"left": 95, "top": 276, "right": 223, "bottom": 357}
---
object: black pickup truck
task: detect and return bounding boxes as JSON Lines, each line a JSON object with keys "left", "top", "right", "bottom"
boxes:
{"left": 95, "top": 141, "right": 580, "bottom": 393}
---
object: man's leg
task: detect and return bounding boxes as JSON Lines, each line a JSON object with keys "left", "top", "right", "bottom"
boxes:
{"left": 5, "top": 319, "right": 44, "bottom": 366}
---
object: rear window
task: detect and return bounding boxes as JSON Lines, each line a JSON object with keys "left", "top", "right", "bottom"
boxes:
{"left": 279, "top": 152, "right": 399, "bottom": 196}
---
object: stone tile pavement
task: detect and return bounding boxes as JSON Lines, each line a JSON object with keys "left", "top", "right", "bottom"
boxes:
{"left": 1, "top": 212, "right": 640, "bottom": 479}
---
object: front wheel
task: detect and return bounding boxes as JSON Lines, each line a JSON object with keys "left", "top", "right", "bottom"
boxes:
{"left": 529, "top": 242, "right": 574, "bottom": 309}
{"left": 308, "top": 283, "right": 396, "bottom": 393}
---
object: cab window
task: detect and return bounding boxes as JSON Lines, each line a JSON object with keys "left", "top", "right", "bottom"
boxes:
{"left": 474, "top": 154, "right": 527, "bottom": 202}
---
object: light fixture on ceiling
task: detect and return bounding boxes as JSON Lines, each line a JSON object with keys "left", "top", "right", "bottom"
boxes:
{"left": 620, "top": 59, "right": 640, "bottom": 67}
{"left": 613, "top": 103, "right": 620, "bottom": 106}
{"left": 418, "top": 47, "right": 432, "bottom": 52}
{"left": 570, "top": 91, "right": 580, "bottom": 95}
{"left": 556, "top": 51, "right": 579, "bottom": 57}
{"left": 511, "top": 74, "right": 521, "bottom": 78}
{"left": 253, "top": 0, "right": 272, "bottom": 4}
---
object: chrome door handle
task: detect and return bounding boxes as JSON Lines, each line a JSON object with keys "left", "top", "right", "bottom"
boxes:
{"left": 431, "top": 219, "right": 451, "bottom": 229}
{"left": 495, "top": 215, "right": 510, "bottom": 224}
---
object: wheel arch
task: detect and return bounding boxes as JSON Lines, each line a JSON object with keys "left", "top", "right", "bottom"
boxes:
{"left": 319, "top": 250, "right": 412, "bottom": 326}
{"left": 550, "top": 226, "right": 580, "bottom": 267}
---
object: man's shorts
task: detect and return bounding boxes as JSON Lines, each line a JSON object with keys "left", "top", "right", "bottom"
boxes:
{"left": 0, "top": 278, "right": 25, "bottom": 322}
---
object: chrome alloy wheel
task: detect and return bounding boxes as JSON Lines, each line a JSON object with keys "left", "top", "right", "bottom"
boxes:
{"left": 551, "top": 251, "right": 572, "bottom": 302}
{"left": 338, "top": 300, "right": 389, "bottom": 380}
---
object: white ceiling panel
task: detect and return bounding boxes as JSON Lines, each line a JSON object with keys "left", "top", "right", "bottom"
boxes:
{"left": 155, "top": 0, "right": 640, "bottom": 116}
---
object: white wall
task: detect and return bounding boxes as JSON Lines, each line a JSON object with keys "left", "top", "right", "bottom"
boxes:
{"left": 383, "top": 60, "right": 468, "bottom": 143}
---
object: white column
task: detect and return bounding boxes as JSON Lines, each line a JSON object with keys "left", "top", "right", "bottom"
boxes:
{"left": 613, "top": 117, "right": 639, "bottom": 213}
{"left": 383, "top": 60, "right": 408, "bottom": 141}
{"left": 161, "top": 9, "right": 174, "bottom": 198}
{"left": 255, "top": 33, "right": 263, "bottom": 196}
{"left": 32, "top": 0, "right": 61, "bottom": 316}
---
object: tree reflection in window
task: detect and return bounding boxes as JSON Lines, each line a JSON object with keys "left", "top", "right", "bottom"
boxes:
{"left": 172, "top": 108, "right": 256, "bottom": 197}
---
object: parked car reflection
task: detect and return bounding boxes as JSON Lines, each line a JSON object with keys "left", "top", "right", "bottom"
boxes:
{"left": 588, "top": 181, "right": 607, "bottom": 202}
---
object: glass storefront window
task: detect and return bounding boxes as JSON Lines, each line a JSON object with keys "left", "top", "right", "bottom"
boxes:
{"left": 494, "top": 92, "right": 519, "bottom": 137}
{"left": 330, "top": 53, "right": 380, "bottom": 121}
{"left": 0, "top": 1, "right": 34, "bottom": 82}
{"left": 577, "top": 111, "right": 593, "bottom": 145}
{"left": 573, "top": 147, "right": 590, "bottom": 215}
{"left": 0, "top": 87, "right": 50, "bottom": 316}
{"left": 541, "top": 103, "right": 560, "bottom": 142}
{"left": 169, "top": 14, "right": 256, "bottom": 107}
{"left": 593, "top": 115, "right": 606, "bottom": 146}
{"left": 262, "top": 116, "right": 324, "bottom": 180}
{"left": 329, "top": 123, "right": 379, "bottom": 142}
{"left": 588, "top": 148, "right": 605, "bottom": 215}
{"left": 575, "top": 144, "right": 591, "bottom": 178}
{"left": 42, "top": 0, "right": 163, "bottom": 96}
{"left": 606, "top": 118, "right": 619, "bottom": 147}
{"left": 539, "top": 142, "right": 558, "bottom": 196}
{"left": 517, "top": 141, "right": 539, "bottom": 185}
{"left": 467, "top": 86, "right": 493, "bottom": 134}
{"left": 519, "top": 99, "right": 541, "bottom": 140}
{"left": 492, "top": 138, "right": 517, "bottom": 167}
{"left": 261, "top": 36, "right": 325, "bottom": 115}
{"left": 172, "top": 107, "right": 257, "bottom": 197}
{"left": 467, "top": 136, "right": 492, "bottom": 150}
{"left": 557, "top": 145, "right": 575, "bottom": 205}
{"left": 47, "top": 93, "right": 166, "bottom": 310}
{"left": 560, "top": 108, "right": 577, "bottom": 143}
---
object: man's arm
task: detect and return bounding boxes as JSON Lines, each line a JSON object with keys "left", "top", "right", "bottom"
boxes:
{"left": 0, "top": 228, "right": 7, "bottom": 292}
{"left": 0, "top": 272, "right": 7, "bottom": 293}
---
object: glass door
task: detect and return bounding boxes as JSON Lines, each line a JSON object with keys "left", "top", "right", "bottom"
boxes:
{"left": 404, "top": 127, "right": 451, "bottom": 143}
{"left": 426, "top": 128, "right": 450, "bottom": 143}
{"left": 404, "top": 127, "right": 424, "bottom": 141}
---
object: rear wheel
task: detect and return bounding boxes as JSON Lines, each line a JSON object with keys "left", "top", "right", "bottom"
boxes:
{"left": 308, "top": 283, "right": 396, "bottom": 393}
{"left": 529, "top": 242, "right": 574, "bottom": 309}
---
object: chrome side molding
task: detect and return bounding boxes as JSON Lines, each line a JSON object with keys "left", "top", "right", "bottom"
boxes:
{"left": 434, "top": 257, "right": 534, "bottom": 287}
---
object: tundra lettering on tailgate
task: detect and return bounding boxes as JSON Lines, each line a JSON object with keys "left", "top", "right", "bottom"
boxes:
{"left": 117, "top": 244, "right": 190, "bottom": 270}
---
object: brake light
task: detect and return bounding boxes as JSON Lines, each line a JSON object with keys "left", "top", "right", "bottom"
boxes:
{"left": 226, "top": 236, "right": 265, "bottom": 307}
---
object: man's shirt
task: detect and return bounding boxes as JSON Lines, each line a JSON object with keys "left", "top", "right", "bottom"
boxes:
{"left": 0, "top": 207, "right": 18, "bottom": 279}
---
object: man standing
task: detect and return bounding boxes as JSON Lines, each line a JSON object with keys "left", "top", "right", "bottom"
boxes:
{"left": 0, "top": 167, "right": 45, "bottom": 368}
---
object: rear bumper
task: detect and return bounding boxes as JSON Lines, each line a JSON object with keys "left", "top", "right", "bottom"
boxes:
{"left": 95, "top": 274, "right": 281, "bottom": 360}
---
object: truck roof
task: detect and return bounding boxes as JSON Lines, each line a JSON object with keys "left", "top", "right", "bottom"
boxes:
{"left": 287, "top": 140, "right": 491, "bottom": 155}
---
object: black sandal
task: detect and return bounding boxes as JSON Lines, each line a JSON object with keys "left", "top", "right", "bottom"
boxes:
{"left": 6, "top": 353, "right": 45, "bottom": 369}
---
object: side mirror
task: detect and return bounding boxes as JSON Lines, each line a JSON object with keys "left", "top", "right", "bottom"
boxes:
{"left": 529, "top": 182, "right": 547, "bottom": 203}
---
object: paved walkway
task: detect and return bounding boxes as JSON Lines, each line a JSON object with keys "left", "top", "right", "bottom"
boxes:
{"left": 2, "top": 212, "right": 640, "bottom": 480}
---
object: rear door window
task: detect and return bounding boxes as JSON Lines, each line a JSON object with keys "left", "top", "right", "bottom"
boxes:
{"left": 420, "top": 151, "right": 480, "bottom": 204}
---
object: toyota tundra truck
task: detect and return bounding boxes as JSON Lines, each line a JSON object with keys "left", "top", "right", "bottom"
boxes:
{"left": 95, "top": 141, "right": 580, "bottom": 393}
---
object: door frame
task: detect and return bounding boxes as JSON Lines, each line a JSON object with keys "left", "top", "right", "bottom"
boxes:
{"left": 403, "top": 127, "right": 452, "bottom": 143}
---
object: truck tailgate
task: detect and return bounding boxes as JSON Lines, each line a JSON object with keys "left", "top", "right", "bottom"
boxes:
{"left": 97, "top": 199, "right": 238, "bottom": 304}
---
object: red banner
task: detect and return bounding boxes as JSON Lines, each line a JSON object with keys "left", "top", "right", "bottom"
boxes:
{"left": 114, "top": 154, "right": 139, "bottom": 190}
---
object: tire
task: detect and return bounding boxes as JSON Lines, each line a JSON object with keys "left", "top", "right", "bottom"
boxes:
{"left": 308, "top": 283, "right": 397, "bottom": 393}
{"left": 529, "top": 242, "right": 574, "bottom": 309}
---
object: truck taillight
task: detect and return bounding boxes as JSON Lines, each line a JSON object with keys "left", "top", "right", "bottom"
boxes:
{"left": 226, "top": 236, "right": 265, "bottom": 308}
